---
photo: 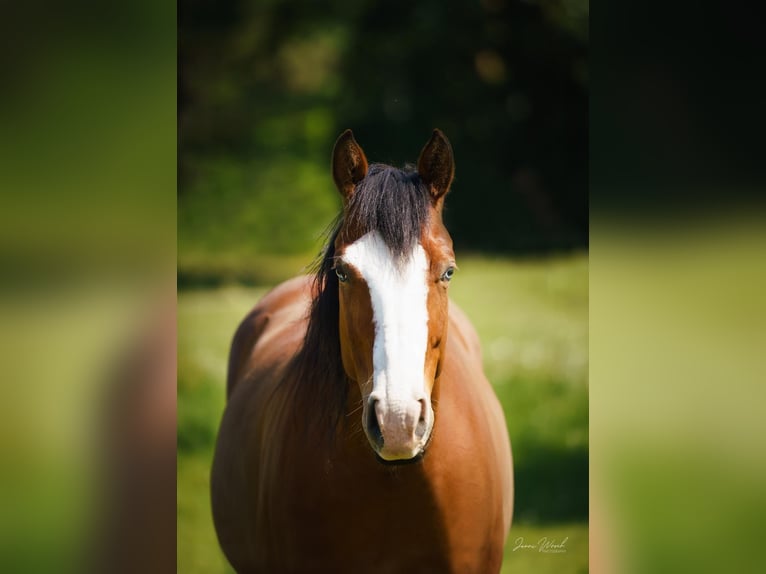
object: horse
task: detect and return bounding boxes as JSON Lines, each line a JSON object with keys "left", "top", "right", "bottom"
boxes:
{"left": 211, "top": 129, "right": 513, "bottom": 573}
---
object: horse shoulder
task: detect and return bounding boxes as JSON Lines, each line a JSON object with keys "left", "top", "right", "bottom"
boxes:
{"left": 226, "top": 275, "right": 312, "bottom": 398}
{"left": 214, "top": 275, "right": 313, "bottom": 572}
{"left": 445, "top": 299, "right": 514, "bottom": 540}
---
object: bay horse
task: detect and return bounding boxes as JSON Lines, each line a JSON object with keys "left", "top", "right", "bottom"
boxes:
{"left": 211, "top": 129, "right": 513, "bottom": 573}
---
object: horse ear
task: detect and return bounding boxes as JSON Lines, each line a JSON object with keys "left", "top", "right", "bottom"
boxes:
{"left": 332, "top": 129, "right": 368, "bottom": 201}
{"left": 418, "top": 129, "right": 455, "bottom": 202}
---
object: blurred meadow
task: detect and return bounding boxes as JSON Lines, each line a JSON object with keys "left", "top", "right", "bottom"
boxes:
{"left": 179, "top": 0, "right": 588, "bottom": 572}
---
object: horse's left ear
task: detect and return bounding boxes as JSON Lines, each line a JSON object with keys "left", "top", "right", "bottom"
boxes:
{"left": 418, "top": 129, "right": 455, "bottom": 203}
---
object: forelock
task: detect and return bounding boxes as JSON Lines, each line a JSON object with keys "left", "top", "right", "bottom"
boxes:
{"left": 343, "top": 164, "right": 430, "bottom": 263}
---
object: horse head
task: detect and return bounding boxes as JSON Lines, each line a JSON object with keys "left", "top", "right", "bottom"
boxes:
{"left": 330, "top": 129, "right": 456, "bottom": 463}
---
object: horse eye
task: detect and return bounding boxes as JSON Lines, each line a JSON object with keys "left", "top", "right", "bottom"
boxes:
{"left": 335, "top": 268, "right": 349, "bottom": 283}
{"left": 441, "top": 267, "right": 455, "bottom": 282}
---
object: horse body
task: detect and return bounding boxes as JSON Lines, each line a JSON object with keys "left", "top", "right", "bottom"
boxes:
{"left": 211, "top": 131, "right": 513, "bottom": 573}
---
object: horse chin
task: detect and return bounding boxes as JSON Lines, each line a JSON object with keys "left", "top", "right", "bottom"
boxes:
{"left": 374, "top": 450, "right": 425, "bottom": 466}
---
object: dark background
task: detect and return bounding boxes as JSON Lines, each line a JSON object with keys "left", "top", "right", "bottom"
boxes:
{"left": 179, "top": 0, "right": 588, "bottom": 268}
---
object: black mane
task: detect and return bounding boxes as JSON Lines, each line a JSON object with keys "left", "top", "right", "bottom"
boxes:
{"left": 292, "top": 164, "right": 432, "bottom": 444}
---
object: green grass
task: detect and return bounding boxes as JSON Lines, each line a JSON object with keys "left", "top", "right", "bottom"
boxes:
{"left": 177, "top": 253, "right": 588, "bottom": 573}
{"left": 500, "top": 522, "right": 589, "bottom": 574}
{"left": 177, "top": 453, "right": 234, "bottom": 574}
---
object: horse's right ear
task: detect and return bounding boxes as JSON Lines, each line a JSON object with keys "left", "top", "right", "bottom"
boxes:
{"left": 332, "top": 129, "right": 368, "bottom": 201}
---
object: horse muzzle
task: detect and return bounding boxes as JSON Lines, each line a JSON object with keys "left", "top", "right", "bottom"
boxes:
{"left": 363, "top": 392, "right": 433, "bottom": 462}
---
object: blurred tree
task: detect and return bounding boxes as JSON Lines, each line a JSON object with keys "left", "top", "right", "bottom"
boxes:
{"left": 179, "top": 0, "right": 588, "bottom": 263}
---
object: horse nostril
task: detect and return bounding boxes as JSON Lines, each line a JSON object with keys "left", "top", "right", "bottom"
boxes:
{"left": 366, "top": 398, "right": 384, "bottom": 449}
{"left": 417, "top": 398, "right": 428, "bottom": 422}
{"left": 415, "top": 398, "right": 429, "bottom": 439}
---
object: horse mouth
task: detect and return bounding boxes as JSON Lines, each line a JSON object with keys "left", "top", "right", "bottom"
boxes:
{"left": 369, "top": 425, "right": 434, "bottom": 466}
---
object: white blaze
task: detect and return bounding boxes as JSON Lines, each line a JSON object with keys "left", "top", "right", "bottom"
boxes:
{"left": 342, "top": 231, "right": 429, "bottom": 402}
